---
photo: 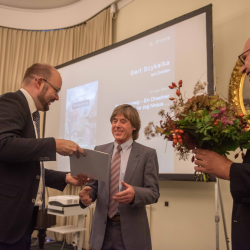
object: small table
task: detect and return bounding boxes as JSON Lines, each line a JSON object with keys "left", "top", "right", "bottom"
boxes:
{"left": 47, "top": 204, "right": 90, "bottom": 250}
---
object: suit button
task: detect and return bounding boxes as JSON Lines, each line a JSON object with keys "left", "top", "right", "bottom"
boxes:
{"left": 36, "top": 175, "right": 40, "bottom": 179}
{"left": 32, "top": 199, "right": 36, "bottom": 203}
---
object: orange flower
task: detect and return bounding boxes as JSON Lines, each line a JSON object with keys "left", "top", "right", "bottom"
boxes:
{"left": 169, "top": 97, "right": 175, "bottom": 100}
{"left": 239, "top": 114, "right": 244, "bottom": 117}
{"left": 176, "top": 90, "right": 181, "bottom": 96}
{"left": 169, "top": 86, "right": 174, "bottom": 89}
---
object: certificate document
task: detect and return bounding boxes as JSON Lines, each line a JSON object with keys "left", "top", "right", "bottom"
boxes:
{"left": 70, "top": 149, "right": 109, "bottom": 182}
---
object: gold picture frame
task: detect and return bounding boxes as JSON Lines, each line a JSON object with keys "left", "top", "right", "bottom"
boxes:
{"left": 229, "top": 59, "right": 247, "bottom": 115}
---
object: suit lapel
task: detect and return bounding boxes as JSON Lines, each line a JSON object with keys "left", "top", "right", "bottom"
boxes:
{"left": 123, "top": 141, "right": 140, "bottom": 188}
{"left": 17, "top": 90, "right": 36, "bottom": 139}
{"left": 105, "top": 143, "right": 115, "bottom": 198}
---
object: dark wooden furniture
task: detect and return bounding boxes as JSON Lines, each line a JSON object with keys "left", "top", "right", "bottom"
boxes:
{"left": 34, "top": 209, "right": 57, "bottom": 250}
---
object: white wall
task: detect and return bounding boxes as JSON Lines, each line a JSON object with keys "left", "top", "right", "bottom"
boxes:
{"left": 112, "top": 0, "right": 250, "bottom": 249}
{"left": 2, "top": 0, "right": 250, "bottom": 249}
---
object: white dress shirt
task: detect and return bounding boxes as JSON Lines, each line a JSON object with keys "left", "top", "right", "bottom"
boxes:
{"left": 20, "top": 88, "right": 43, "bottom": 207}
{"left": 112, "top": 137, "right": 133, "bottom": 192}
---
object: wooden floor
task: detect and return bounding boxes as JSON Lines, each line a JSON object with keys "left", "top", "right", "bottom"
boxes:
{"left": 30, "top": 240, "right": 75, "bottom": 250}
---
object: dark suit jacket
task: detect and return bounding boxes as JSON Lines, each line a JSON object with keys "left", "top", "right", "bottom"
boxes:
{"left": 80, "top": 141, "right": 160, "bottom": 250}
{"left": 0, "top": 90, "right": 67, "bottom": 244}
{"left": 230, "top": 149, "right": 250, "bottom": 250}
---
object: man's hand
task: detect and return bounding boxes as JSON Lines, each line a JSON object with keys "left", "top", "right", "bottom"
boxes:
{"left": 192, "top": 149, "right": 233, "bottom": 180}
{"left": 113, "top": 181, "right": 135, "bottom": 204}
{"left": 55, "top": 139, "right": 86, "bottom": 158}
{"left": 79, "top": 186, "right": 92, "bottom": 207}
{"left": 65, "top": 173, "right": 92, "bottom": 186}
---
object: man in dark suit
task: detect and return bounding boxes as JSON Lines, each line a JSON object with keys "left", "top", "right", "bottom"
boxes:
{"left": 79, "top": 104, "right": 160, "bottom": 250}
{"left": 0, "top": 63, "right": 89, "bottom": 250}
{"left": 192, "top": 37, "right": 250, "bottom": 250}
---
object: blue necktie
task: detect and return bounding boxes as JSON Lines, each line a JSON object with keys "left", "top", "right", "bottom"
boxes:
{"left": 33, "top": 110, "right": 45, "bottom": 213}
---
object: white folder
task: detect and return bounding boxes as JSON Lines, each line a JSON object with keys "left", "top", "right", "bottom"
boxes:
{"left": 70, "top": 149, "right": 109, "bottom": 182}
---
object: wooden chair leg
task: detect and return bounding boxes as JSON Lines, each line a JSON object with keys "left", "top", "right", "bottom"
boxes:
{"left": 37, "top": 228, "right": 47, "bottom": 250}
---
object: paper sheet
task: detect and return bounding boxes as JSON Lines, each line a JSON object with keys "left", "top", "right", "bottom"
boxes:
{"left": 70, "top": 149, "right": 109, "bottom": 181}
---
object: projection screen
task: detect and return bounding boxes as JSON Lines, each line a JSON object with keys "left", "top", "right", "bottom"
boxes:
{"left": 44, "top": 5, "right": 214, "bottom": 181}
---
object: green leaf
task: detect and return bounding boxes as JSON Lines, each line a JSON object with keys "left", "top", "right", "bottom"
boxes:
{"left": 202, "top": 109, "right": 208, "bottom": 117}
{"left": 241, "top": 142, "right": 250, "bottom": 149}
{"left": 206, "top": 126, "right": 213, "bottom": 130}
{"left": 180, "top": 126, "right": 197, "bottom": 130}
{"left": 204, "top": 115, "right": 211, "bottom": 123}
{"left": 233, "top": 119, "right": 239, "bottom": 125}
{"left": 203, "top": 137, "right": 212, "bottom": 140}
{"left": 211, "top": 109, "right": 220, "bottom": 114}
{"left": 240, "top": 129, "right": 250, "bottom": 141}
{"left": 214, "top": 137, "right": 218, "bottom": 143}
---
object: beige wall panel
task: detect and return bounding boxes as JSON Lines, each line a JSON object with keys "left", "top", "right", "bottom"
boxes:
{"left": 112, "top": 0, "right": 250, "bottom": 249}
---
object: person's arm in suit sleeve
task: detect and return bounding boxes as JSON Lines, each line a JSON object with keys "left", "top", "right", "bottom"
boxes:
{"left": 79, "top": 179, "right": 98, "bottom": 209}
{"left": 230, "top": 162, "right": 250, "bottom": 204}
{"left": 45, "top": 169, "right": 68, "bottom": 191}
{"left": 0, "top": 92, "right": 56, "bottom": 162}
{"left": 131, "top": 149, "right": 160, "bottom": 207}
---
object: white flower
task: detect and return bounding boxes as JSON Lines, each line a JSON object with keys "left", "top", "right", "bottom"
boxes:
{"left": 158, "top": 109, "right": 165, "bottom": 117}
{"left": 144, "top": 125, "right": 153, "bottom": 137}
{"left": 174, "top": 106, "right": 184, "bottom": 117}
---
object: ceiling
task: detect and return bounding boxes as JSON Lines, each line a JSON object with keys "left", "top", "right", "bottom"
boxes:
{"left": 0, "top": 0, "right": 81, "bottom": 10}
{"left": 0, "top": 0, "right": 133, "bottom": 30}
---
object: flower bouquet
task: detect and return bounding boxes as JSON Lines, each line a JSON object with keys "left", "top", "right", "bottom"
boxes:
{"left": 144, "top": 80, "right": 250, "bottom": 181}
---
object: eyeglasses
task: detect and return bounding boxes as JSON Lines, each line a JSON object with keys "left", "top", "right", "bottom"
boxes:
{"left": 35, "top": 78, "right": 61, "bottom": 94}
{"left": 238, "top": 48, "right": 250, "bottom": 65}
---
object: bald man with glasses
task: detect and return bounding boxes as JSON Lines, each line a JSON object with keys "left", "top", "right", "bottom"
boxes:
{"left": 192, "top": 38, "right": 250, "bottom": 250}
{"left": 0, "top": 63, "right": 90, "bottom": 250}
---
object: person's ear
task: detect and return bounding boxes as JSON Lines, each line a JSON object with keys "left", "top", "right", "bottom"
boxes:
{"left": 35, "top": 78, "right": 43, "bottom": 90}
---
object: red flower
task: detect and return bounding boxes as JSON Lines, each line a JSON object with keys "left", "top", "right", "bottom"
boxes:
{"left": 176, "top": 90, "right": 181, "bottom": 96}
{"left": 178, "top": 80, "right": 182, "bottom": 87}
{"left": 172, "top": 82, "right": 177, "bottom": 87}
{"left": 169, "top": 86, "right": 174, "bottom": 89}
{"left": 242, "top": 152, "right": 245, "bottom": 159}
{"left": 191, "top": 155, "right": 195, "bottom": 163}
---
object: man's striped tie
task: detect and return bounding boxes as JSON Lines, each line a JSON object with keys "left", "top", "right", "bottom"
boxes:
{"left": 33, "top": 110, "right": 45, "bottom": 213}
{"left": 108, "top": 144, "right": 122, "bottom": 218}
